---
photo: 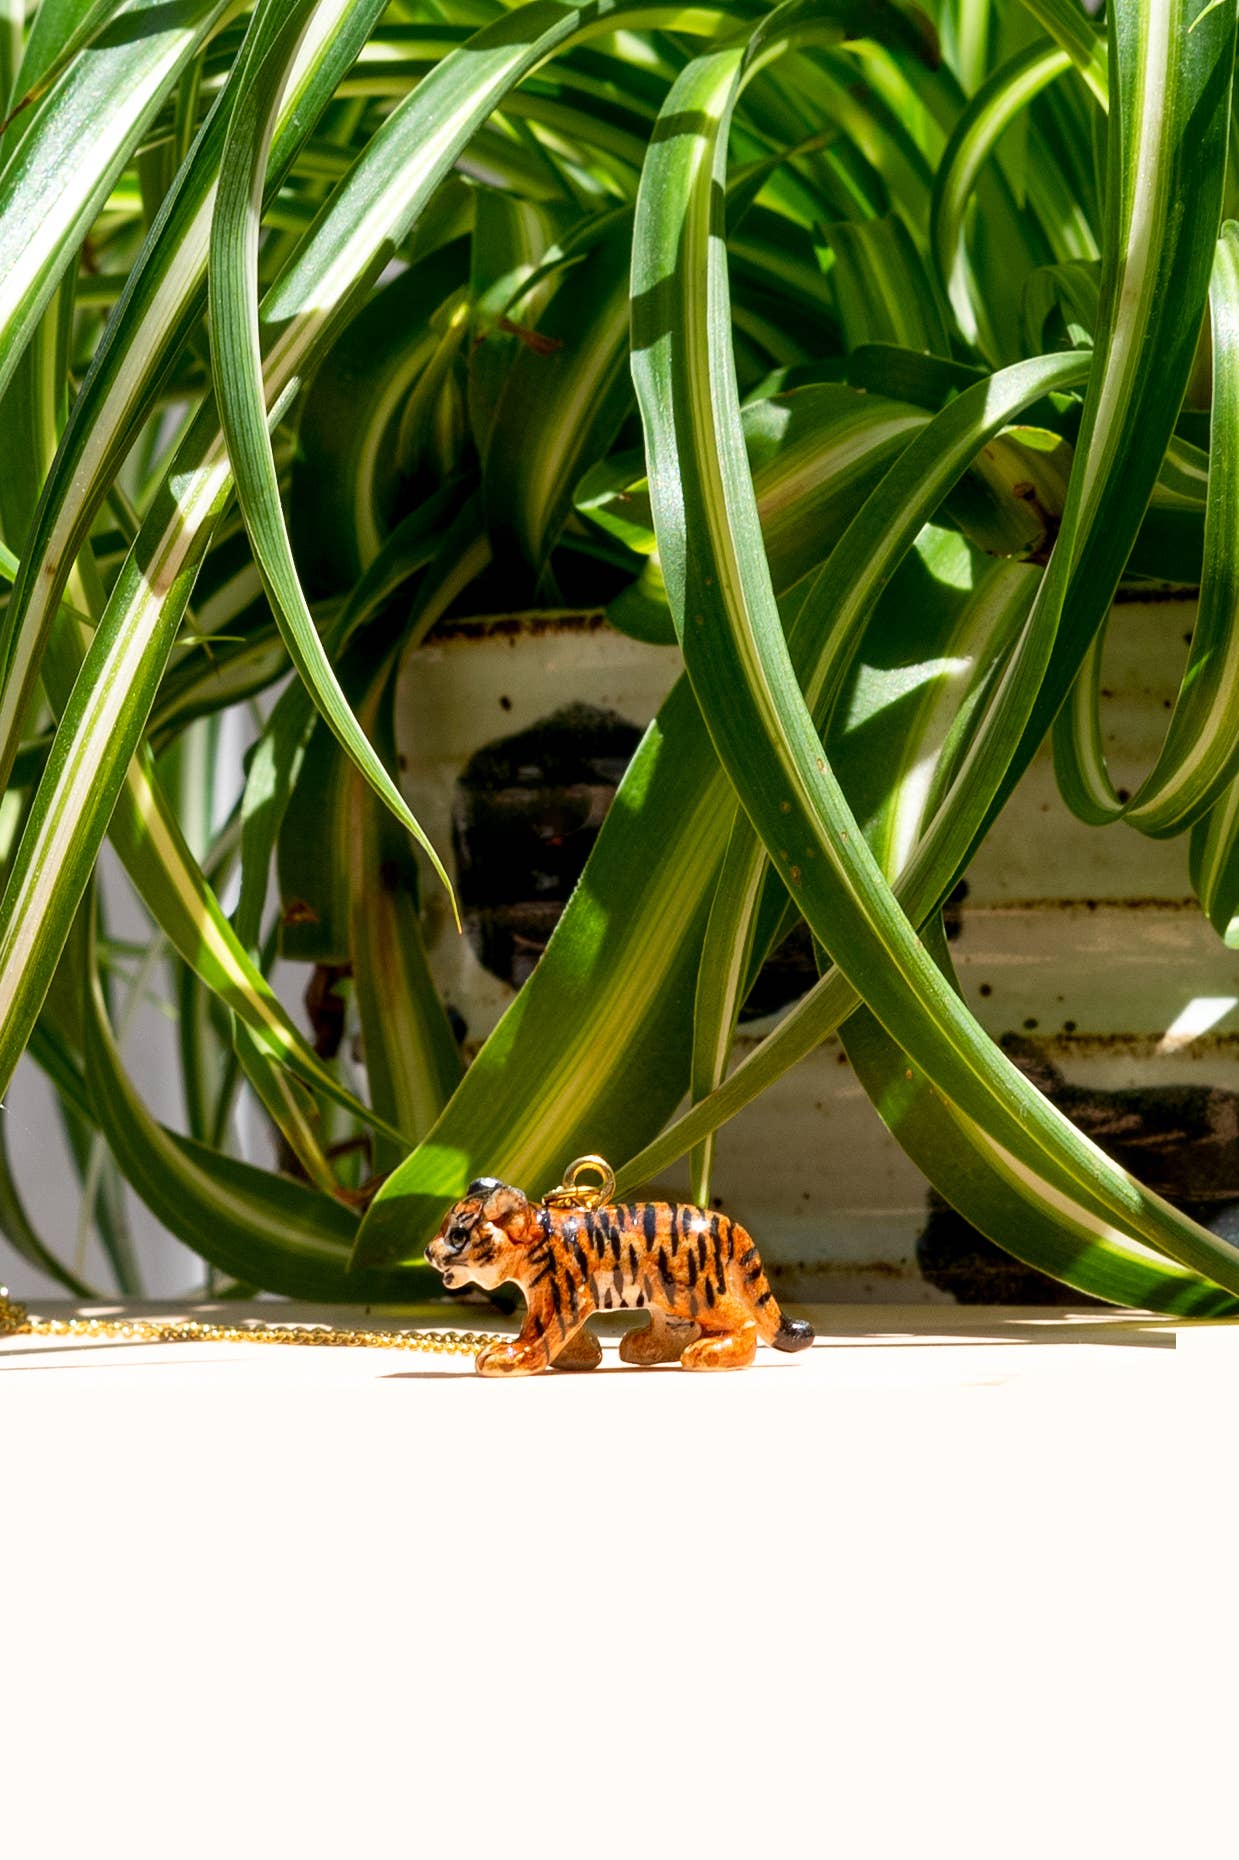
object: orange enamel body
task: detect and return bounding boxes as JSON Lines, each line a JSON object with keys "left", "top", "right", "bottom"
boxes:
{"left": 426, "top": 1181, "right": 814, "bottom": 1376}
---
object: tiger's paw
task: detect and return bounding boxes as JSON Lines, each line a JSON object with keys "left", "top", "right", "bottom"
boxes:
{"left": 550, "top": 1328, "right": 603, "bottom": 1372}
{"left": 620, "top": 1310, "right": 700, "bottom": 1367}
{"left": 474, "top": 1341, "right": 545, "bottom": 1377}
{"left": 680, "top": 1324, "right": 757, "bottom": 1371}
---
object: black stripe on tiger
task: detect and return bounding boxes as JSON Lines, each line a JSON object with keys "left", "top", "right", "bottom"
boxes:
{"left": 567, "top": 1233, "right": 589, "bottom": 1275}
{"left": 641, "top": 1204, "right": 657, "bottom": 1247}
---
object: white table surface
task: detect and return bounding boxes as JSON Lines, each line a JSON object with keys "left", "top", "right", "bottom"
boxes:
{"left": 3, "top": 1301, "right": 1236, "bottom": 1860}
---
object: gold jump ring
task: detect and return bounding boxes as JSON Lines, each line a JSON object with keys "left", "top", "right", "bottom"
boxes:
{"left": 543, "top": 1154, "right": 616, "bottom": 1209}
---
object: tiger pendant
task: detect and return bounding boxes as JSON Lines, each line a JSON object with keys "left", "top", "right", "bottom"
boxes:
{"left": 427, "top": 1170, "right": 814, "bottom": 1377}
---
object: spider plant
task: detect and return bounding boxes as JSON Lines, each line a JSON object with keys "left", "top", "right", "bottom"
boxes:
{"left": 2, "top": 0, "right": 1239, "bottom": 1314}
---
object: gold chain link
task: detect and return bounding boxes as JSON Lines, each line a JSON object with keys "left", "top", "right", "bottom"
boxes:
{"left": 0, "top": 1286, "right": 503, "bottom": 1356}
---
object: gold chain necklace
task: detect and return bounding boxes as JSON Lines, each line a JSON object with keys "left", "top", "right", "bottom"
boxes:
{"left": 0, "top": 1155, "right": 618, "bottom": 1359}
{"left": 0, "top": 1285, "right": 503, "bottom": 1356}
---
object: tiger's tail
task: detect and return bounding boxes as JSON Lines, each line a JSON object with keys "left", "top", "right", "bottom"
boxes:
{"left": 733, "top": 1227, "right": 815, "bottom": 1353}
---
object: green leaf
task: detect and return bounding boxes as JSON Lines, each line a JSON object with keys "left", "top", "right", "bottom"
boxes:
{"left": 484, "top": 212, "right": 634, "bottom": 582}
{"left": 825, "top": 213, "right": 952, "bottom": 355}
{"left": 348, "top": 659, "right": 464, "bottom": 1173}
{"left": 842, "top": 917, "right": 1239, "bottom": 1316}
{"left": 1191, "top": 771, "right": 1239, "bottom": 943}
{"left": 80, "top": 892, "right": 435, "bottom": 1303}
{"left": 930, "top": 40, "right": 1077, "bottom": 347}
{"left": 1016, "top": 0, "right": 1108, "bottom": 106}
{"left": 1054, "top": 223, "right": 1239, "bottom": 836}
{"left": 236, "top": 483, "right": 470, "bottom": 957}
{"left": 0, "top": 1088, "right": 100, "bottom": 1297}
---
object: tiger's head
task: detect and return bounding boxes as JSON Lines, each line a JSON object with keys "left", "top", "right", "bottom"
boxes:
{"left": 426, "top": 1178, "right": 536, "bottom": 1291}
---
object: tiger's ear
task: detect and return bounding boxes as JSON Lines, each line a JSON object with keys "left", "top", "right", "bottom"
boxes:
{"left": 479, "top": 1183, "right": 531, "bottom": 1240}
